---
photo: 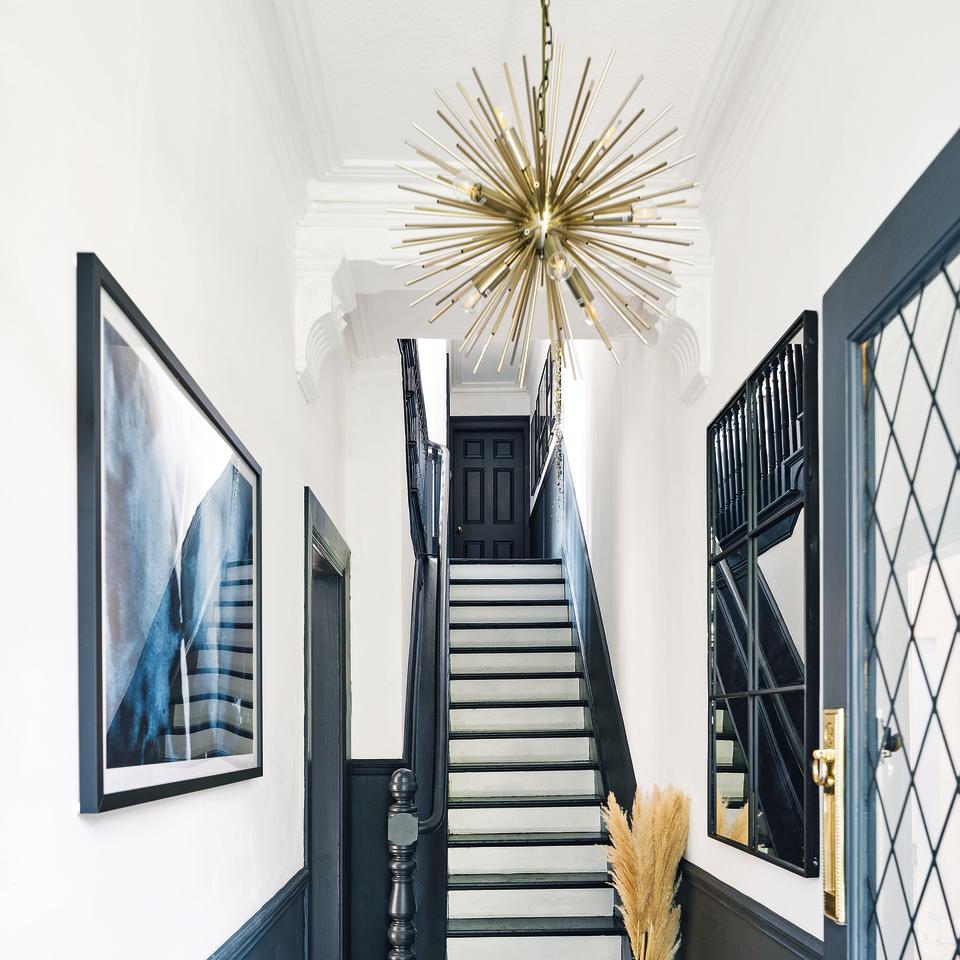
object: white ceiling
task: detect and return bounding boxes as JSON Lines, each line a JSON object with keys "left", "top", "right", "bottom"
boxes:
{"left": 243, "top": 0, "right": 801, "bottom": 391}
{"left": 291, "top": 0, "right": 745, "bottom": 175}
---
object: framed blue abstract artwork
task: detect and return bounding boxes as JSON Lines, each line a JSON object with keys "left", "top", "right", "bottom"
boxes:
{"left": 77, "top": 254, "right": 262, "bottom": 812}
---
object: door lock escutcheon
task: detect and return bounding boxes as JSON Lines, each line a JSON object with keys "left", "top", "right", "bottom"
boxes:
{"left": 812, "top": 708, "right": 846, "bottom": 926}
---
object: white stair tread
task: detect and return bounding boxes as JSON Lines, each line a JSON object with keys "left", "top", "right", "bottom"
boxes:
{"left": 449, "top": 886, "right": 614, "bottom": 919}
{"left": 451, "top": 626, "right": 574, "bottom": 648}
{"left": 451, "top": 603, "right": 569, "bottom": 624}
{"left": 451, "top": 706, "right": 587, "bottom": 733}
{"left": 449, "top": 769, "right": 598, "bottom": 798}
{"left": 451, "top": 677, "right": 583, "bottom": 703}
{"left": 448, "top": 843, "right": 608, "bottom": 875}
{"left": 451, "top": 581, "right": 566, "bottom": 601}
{"left": 451, "top": 563, "right": 562, "bottom": 581}
{"left": 451, "top": 651, "right": 579, "bottom": 675}
{"left": 449, "top": 805, "right": 602, "bottom": 835}
{"left": 447, "top": 935, "right": 621, "bottom": 960}
{"left": 450, "top": 736, "right": 593, "bottom": 763}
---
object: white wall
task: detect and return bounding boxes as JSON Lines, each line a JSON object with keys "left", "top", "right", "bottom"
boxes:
{"left": 563, "top": 0, "right": 960, "bottom": 938}
{"left": 345, "top": 357, "right": 414, "bottom": 758}
{"left": 0, "top": 2, "right": 345, "bottom": 957}
{"left": 417, "top": 337, "right": 449, "bottom": 446}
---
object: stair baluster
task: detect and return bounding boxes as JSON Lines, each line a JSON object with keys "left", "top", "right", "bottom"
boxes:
{"left": 387, "top": 769, "right": 420, "bottom": 960}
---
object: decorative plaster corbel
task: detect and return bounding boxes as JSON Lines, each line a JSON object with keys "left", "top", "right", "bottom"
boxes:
{"left": 661, "top": 259, "right": 714, "bottom": 403}
{"left": 294, "top": 254, "right": 355, "bottom": 402}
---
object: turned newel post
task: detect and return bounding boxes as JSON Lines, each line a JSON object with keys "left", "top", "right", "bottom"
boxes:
{"left": 387, "top": 768, "right": 419, "bottom": 960}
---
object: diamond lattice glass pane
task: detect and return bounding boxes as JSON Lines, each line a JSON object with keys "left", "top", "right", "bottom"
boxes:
{"left": 938, "top": 253, "right": 960, "bottom": 453}
{"left": 863, "top": 250, "right": 960, "bottom": 960}
{"left": 913, "top": 558, "right": 959, "bottom": 698}
{"left": 891, "top": 348, "right": 931, "bottom": 479}
{"left": 912, "top": 415, "right": 956, "bottom": 541}
{"left": 914, "top": 868, "right": 957, "bottom": 960}
{"left": 933, "top": 803, "right": 960, "bottom": 954}
{"left": 875, "top": 711, "right": 912, "bottom": 841}
{"left": 892, "top": 642, "right": 933, "bottom": 771}
{"left": 911, "top": 270, "right": 956, "bottom": 390}
{"left": 873, "top": 570, "right": 911, "bottom": 707}
{"left": 937, "top": 322, "right": 960, "bottom": 457}
{"left": 873, "top": 851, "right": 913, "bottom": 960}
{"left": 872, "top": 426, "right": 912, "bottom": 574}
{"left": 912, "top": 715, "right": 956, "bottom": 848}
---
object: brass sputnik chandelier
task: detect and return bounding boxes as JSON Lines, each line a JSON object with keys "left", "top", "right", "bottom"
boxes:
{"left": 394, "top": 0, "right": 697, "bottom": 384}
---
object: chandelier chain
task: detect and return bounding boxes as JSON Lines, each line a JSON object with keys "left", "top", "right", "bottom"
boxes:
{"left": 537, "top": 0, "right": 553, "bottom": 135}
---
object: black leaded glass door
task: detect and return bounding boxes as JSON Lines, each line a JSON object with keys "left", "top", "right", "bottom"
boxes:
{"left": 823, "top": 129, "right": 960, "bottom": 960}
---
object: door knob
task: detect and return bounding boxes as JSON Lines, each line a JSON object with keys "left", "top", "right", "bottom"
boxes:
{"left": 456, "top": 525, "right": 463, "bottom": 534}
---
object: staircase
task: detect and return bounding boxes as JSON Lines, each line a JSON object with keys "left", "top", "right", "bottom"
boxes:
{"left": 445, "top": 558, "right": 624, "bottom": 960}
{"left": 167, "top": 559, "right": 256, "bottom": 761}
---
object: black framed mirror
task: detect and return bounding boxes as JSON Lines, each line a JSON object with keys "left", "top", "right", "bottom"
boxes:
{"left": 706, "top": 311, "right": 820, "bottom": 876}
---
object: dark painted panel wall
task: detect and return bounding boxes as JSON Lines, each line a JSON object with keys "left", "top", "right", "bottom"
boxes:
{"left": 348, "top": 762, "right": 447, "bottom": 960}
{"left": 208, "top": 870, "right": 307, "bottom": 960}
{"left": 529, "top": 445, "right": 636, "bottom": 806}
{"left": 678, "top": 862, "right": 823, "bottom": 960}
{"left": 348, "top": 760, "right": 397, "bottom": 960}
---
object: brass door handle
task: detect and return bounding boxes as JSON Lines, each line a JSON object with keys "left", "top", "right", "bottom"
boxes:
{"left": 811, "top": 747, "right": 836, "bottom": 789}
{"left": 814, "top": 709, "right": 846, "bottom": 926}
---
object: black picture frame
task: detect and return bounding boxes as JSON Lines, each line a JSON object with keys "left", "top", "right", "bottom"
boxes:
{"left": 705, "top": 310, "right": 820, "bottom": 876}
{"left": 77, "top": 253, "right": 263, "bottom": 813}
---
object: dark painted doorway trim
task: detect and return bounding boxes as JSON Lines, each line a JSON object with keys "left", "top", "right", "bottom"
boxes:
{"left": 449, "top": 414, "right": 530, "bottom": 559}
{"left": 304, "top": 490, "right": 351, "bottom": 960}
{"left": 822, "top": 127, "right": 960, "bottom": 959}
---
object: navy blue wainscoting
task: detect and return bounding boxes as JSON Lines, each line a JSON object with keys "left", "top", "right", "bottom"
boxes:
{"left": 208, "top": 869, "right": 308, "bottom": 960}
{"left": 348, "top": 759, "right": 404, "bottom": 960}
{"left": 678, "top": 862, "right": 823, "bottom": 960}
{"left": 529, "top": 442, "right": 636, "bottom": 808}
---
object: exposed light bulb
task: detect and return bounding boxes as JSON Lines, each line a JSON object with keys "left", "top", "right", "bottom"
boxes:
{"left": 460, "top": 260, "right": 510, "bottom": 314}
{"left": 461, "top": 285, "right": 483, "bottom": 313}
{"left": 453, "top": 175, "right": 483, "bottom": 203}
{"left": 592, "top": 209, "right": 631, "bottom": 224}
{"left": 544, "top": 234, "right": 574, "bottom": 281}
{"left": 631, "top": 203, "right": 661, "bottom": 224}
{"left": 566, "top": 268, "right": 598, "bottom": 327}
{"left": 600, "top": 121, "right": 620, "bottom": 150}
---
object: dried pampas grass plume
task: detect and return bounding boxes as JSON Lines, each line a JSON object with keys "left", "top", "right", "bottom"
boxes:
{"left": 602, "top": 786, "right": 690, "bottom": 960}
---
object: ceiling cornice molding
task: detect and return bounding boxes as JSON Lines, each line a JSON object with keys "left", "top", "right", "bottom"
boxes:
{"left": 687, "top": 0, "right": 825, "bottom": 222}
{"left": 225, "top": 0, "right": 314, "bottom": 207}
{"left": 270, "top": 0, "right": 342, "bottom": 176}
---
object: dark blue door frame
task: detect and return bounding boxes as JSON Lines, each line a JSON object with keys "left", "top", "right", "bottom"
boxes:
{"left": 304, "top": 490, "right": 350, "bottom": 960}
{"left": 822, "top": 127, "right": 960, "bottom": 959}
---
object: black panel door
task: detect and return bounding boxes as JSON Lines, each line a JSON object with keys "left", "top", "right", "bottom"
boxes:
{"left": 451, "top": 417, "right": 528, "bottom": 559}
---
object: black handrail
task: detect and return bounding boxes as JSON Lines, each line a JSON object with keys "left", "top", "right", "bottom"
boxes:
{"left": 531, "top": 347, "right": 555, "bottom": 494}
{"left": 389, "top": 341, "right": 451, "bottom": 958}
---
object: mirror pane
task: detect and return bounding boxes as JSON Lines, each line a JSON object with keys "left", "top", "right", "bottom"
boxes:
{"left": 711, "top": 544, "right": 750, "bottom": 694}
{"left": 755, "top": 690, "right": 806, "bottom": 867}
{"left": 756, "top": 507, "right": 806, "bottom": 689}
{"left": 714, "top": 698, "right": 751, "bottom": 847}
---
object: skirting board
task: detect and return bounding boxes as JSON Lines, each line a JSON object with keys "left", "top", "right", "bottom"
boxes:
{"left": 678, "top": 861, "right": 824, "bottom": 960}
{"left": 208, "top": 869, "right": 308, "bottom": 960}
